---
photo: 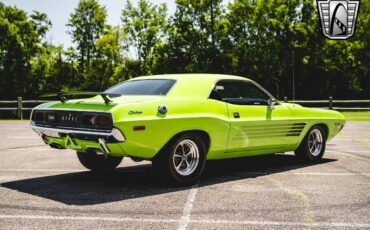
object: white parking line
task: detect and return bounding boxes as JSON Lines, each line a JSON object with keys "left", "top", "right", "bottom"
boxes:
{"left": 6, "top": 136, "right": 39, "bottom": 139}
{"left": 328, "top": 150, "right": 370, "bottom": 153}
{"left": 177, "top": 182, "right": 199, "bottom": 230}
{"left": 0, "top": 214, "right": 369, "bottom": 228}
{"left": 0, "top": 169, "right": 83, "bottom": 172}
{"left": 192, "top": 219, "right": 370, "bottom": 228}
{"left": 0, "top": 214, "right": 176, "bottom": 224}
{"left": 235, "top": 172, "right": 370, "bottom": 176}
{"left": 3, "top": 148, "right": 57, "bottom": 151}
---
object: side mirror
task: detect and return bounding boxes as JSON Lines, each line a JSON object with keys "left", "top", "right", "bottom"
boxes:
{"left": 268, "top": 98, "right": 277, "bottom": 109}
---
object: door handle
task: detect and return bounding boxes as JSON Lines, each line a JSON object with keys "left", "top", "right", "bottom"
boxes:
{"left": 233, "top": 112, "right": 240, "bottom": 118}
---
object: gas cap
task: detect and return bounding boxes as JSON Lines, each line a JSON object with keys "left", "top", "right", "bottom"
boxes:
{"left": 158, "top": 105, "right": 168, "bottom": 114}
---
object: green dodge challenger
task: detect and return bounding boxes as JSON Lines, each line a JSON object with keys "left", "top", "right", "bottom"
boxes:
{"left": 30, "top": 74, "right": 345, "bottom": 184}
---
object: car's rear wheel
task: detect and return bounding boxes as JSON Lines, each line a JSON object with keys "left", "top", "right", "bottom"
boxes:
{"left": 76, "top": 150, "right": 123, "bottom": 171}
{"left": 152, "top": 133, "right": 207, "bottom": 185}
{"left": 295, "top": 125, "right": 327, "bottom": 162}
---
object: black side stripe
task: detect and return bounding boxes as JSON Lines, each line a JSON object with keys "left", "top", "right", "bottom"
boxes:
{"left": 286, "top": 123, "right": 306, "bottom": 136}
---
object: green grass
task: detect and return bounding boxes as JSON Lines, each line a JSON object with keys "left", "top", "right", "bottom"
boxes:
{"left": 342, "top": 111, "right": 370, "bottom": 121}
{"left": 0, "top": 119, "right": 29, "bottom": 122}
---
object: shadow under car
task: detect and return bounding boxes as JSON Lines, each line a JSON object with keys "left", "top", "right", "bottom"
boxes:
{"left": 1, "top": 154, "right": 336, "bottom": 206}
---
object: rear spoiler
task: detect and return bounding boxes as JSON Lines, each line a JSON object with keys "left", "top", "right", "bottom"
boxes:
{"left": 41, "top": 91, "right": 121, "bottom": 104}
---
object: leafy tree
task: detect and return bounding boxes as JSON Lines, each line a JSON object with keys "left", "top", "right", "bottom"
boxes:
{"left": 31, "top": 44, "right": 79, "bottom": 94}
{"left": 121, "top": 0, "right": 168, "bottom": 75}
{"left": 30, "top": 11, "right": 52, "bottom": 38}
{"left": 227, "top": 0, "right": 311, "bottom": 98}
{"left": 67, "top": 0, "right": 107, "bottom": 77}
{"left": 164, "top": 0, "right": 226, "bottom": 73}
{"left": 0, "top": 3, "right": 51, "bottom": 99}
{"left": 93, "top": 26, "right": 123, "bottom": 90}
{"left": 348, "top": 0, "right": 370, "bottom": 99}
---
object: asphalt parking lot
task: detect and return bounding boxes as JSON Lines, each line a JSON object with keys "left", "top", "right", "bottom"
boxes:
{"left": 0, "top": 121, "right": 369, "bottom": 229}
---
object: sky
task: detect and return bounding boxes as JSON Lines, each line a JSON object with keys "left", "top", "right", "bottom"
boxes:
{"left": 0, "top": 0, "right": 176, "bottom": 48}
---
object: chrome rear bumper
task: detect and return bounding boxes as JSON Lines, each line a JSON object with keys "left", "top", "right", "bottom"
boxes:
{"left": 31, "top": 122, "right": 124, "bottom": 141}
{"left": 30, "top": 121, "right": 125, "bottom": 154}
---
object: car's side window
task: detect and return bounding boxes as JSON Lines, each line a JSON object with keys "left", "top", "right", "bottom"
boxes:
{"left": 210, "top": 80, "right": 270, "bottom": 105}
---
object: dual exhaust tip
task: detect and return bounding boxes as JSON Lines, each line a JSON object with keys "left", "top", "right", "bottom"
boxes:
{"left": 42, "top": 136, "right": 64, "bottom": 150}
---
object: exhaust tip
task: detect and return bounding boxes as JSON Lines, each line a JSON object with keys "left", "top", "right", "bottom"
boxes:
{"left": 98, "top": 138, "right": 110, "bottom": 153}
{"left": 49, "top": 143, "right": 64, "bottom": 149}
{"left": 41, "top": 135, "right": 49, "bottom": 144}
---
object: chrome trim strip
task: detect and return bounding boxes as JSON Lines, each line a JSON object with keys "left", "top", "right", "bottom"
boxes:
{"left": 34, "top": 124, "right": 112, "bottom": 133}
{"left": 31, "top": 123, "right": 116, "bottom": 137}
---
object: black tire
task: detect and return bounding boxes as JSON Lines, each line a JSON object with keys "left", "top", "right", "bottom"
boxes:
{"left": 152, "top": 133, "right": 207, "bottom": 185}
{"left": 76, "top": 150, "right": 123, "bottom": 172}
{"left": 295, "top": 125, "right": 327, "bottom": 162}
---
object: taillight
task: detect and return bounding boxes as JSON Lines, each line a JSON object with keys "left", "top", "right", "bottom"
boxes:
{"left": 82, "top": 114, "right": 112, "bottom": 128}
{"left": 97, "top": 115, "right": 110, "bottom": 127}
{"left": 83, "top": 114, "right": 96, "bottom": 126}
{"left": 32, "top": 111, "right": 44, "bottom": 122}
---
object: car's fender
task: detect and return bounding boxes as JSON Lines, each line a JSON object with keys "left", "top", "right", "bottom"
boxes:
{"left": 112, "top": 98, "right": 230, "bottom": 159}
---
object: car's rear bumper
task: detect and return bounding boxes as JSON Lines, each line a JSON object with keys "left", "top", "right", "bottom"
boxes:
{"left": 30, "top": 121, "right": 125, "bottom": 155}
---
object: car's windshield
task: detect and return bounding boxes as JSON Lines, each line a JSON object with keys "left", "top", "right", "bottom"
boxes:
{"left": 104, "top": 79, "right": 176, "bottom": 96}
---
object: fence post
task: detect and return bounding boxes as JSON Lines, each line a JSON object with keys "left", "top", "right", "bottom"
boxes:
{"left": 329, "top": 96, "right": 333, "bottom": 110}
{"left": 284, "top": 96, "right": 288, "bottom": 102}
{"left": 17, "top": 97, "right": 23, "bottom": 120}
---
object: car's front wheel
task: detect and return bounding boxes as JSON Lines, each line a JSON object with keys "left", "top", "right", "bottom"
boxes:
{"left": 76, "top": 150, "right": 123, "bottom": 172}
{"left": 295, "top": 125, "right": 327, "bottom": 162}
{"left": 152, "top": 133, "right": 207, "bottom": 185}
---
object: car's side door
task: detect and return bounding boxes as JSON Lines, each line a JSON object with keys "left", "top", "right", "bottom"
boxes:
{"left": 210, "top": 80, "right": 298, "bottom": 154}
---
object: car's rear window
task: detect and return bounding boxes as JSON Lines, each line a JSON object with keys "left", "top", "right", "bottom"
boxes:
{"left": 105, "top": 79, "right": 176, "bottom": 96}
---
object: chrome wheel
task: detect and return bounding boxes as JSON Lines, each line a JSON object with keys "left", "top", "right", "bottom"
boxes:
{"left": 308, "top": 129, "right": 323, "bottom": 157}
{"left": 173, "top": 139, "right": 199, "bottom": 176}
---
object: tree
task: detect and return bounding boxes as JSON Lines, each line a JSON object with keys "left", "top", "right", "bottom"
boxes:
{"left": 345, "top": 0, "right": 370, "bottom": 99}
{"left": 67, "top": 0, "right": 107, "bottom": 77}
{"left": 31, "top": 44, "right": 79, "bottom": 94}
{"left": 164, "top": 0, "right": 226, "bottom": 73}
{"left": 121, "top": 0, "right": 168, "bottom": 75}
{"left": 94, "top": 26, "right": 123, "bottom": 90}
{"left": 227, "top": 0, "right": 325, "bottom": 99}
{"left": 0, "top": 3, "right": 51, "bottom": 99}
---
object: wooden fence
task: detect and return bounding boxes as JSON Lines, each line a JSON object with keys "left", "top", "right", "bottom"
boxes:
{"left": 0, "top": 97, "right": 49, "bottom": 120}
{"left": 283, "top": 96, "right": 370, "bottom": 111}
